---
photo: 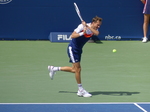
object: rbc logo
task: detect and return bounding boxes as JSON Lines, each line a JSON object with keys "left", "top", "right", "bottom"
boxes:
{"left": 105, "top": 34, "right": 121, "bottom": 40}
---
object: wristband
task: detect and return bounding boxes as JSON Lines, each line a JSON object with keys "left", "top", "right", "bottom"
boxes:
{"left": 79, "top": 32, "right": 84, "bottom": 36}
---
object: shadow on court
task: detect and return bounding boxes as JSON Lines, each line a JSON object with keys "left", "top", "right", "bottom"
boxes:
{"left": 90, "top": 91, "right": 140, "bottom": 96}
{"left": 59, "top": 91, "right": 140, "bottom": 96}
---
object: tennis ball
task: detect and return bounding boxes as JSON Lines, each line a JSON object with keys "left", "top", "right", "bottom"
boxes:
{"left": 112, "top": 49, "right": 117, "bottom": 53}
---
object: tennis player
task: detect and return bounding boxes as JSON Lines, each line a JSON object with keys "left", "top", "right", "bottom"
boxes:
{"left": 141, "top": 0, "right": 150, "bottom": 43}
{"left": 48, "top": 16, "right": 102, "bottom": 97}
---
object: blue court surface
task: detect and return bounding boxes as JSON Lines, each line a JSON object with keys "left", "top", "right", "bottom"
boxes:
{"left": 0, "top": 103, "right": 150, "bottom": 112}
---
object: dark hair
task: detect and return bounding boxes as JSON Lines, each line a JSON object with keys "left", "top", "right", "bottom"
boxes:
{"left": 92, "top": 16, "right": 102, "bottom": 22}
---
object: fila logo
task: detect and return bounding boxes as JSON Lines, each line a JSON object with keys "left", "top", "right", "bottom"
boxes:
{"left": 57, "top": 35, "right": 72, "bottom": 40}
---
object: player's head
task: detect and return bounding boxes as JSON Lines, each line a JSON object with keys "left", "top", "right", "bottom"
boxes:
{"left": 91, "top": 16, "right": 102, "bottom": 30}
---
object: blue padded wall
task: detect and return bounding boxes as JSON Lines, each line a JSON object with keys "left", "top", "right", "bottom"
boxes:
{"left": 0, "top": 0, "right": 145, "bottom": 40}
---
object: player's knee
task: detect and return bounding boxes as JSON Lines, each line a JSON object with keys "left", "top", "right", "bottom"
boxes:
{"left": 75, "top": 67, "right": 81, "bottom": 73}
{"left": 71, "top": 68, "right": 76, "bottom": 73}
{"left": 71, "top": 67, "right": 76, "bottom": 73}
{"left": 71, "top": 67, "right": 81, "bottom": 73}
{"left": 72, "top": 63, "right": 81, "bottom": 73}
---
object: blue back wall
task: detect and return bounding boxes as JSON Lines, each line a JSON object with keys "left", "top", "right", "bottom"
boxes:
{"left": 0, "top": 0, "right": 145, "bottom": 40}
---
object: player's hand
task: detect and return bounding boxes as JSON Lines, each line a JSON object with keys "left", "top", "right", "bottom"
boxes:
{"left": 82, "top": 21, "right": 87, "bottom": 27}
{"left": 83, "top": 27, "right": 87, "bottom": 33}
{"left": 141, "top": 0, "right": 146, "bottom": 4}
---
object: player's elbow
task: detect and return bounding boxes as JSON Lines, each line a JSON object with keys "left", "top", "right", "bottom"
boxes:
{"left": 94, "top": 32, "right": 99, "bottom": 36}
{"left": 70, "top": 35, "right": 77, "bottom": 38}
{"left": 70, "top": 33, "right": 79, "bottom": 38}
{"left": 94, "top": 30, "right": 99, "bottom": 36}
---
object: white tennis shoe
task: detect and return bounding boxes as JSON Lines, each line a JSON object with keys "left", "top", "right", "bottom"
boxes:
{"left": 142, "top": 37, "right": 148, "bottom": 43}
{"left": 48, "top": 66, "right": 56, "bottom": 80}
{"left": 77, "top": 89, "right": 92, "bottom": 97}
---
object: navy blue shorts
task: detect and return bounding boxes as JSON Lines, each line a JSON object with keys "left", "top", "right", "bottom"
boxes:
{"left": 67, "top": 46, "right": 82, "bottom": 63}
{"left": 143, "top": 0, "right": 150, "bottom": 14}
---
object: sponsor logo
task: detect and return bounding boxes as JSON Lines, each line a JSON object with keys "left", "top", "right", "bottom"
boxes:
{"left": 0, "top": 0, "right": 12, "bottom": 4}
{"left": 57, "top": 35, "right": 72, "bottom": 41}
{"left": 105, "top": 34, "right": 121, "bottom": 40}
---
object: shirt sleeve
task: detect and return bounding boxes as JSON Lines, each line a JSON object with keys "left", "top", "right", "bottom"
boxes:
{"left": 74, "top": 24, "right": 84, "bottom": 33}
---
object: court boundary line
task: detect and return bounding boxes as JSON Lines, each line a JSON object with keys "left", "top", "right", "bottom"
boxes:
{"left": 134, "top": 103, "right": 148, "bottom": 112}
{"left": 0, "top": 102, "right": 150, "bottom": 105}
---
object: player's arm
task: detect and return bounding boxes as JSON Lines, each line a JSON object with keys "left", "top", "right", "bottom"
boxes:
{"left": 70, "top": 22, "right": 86, "bottom": 38}
{"left": 82, "top": 21, "right": 99, "bottom": 36}
{"left": 86, "top": 25, "right": 99, "bottom": 36}
{"left": 71, "top": 29, "right": 86, "bottom": 38}
{"left": 70, "top": 31, "right": 81, "bottom": 38}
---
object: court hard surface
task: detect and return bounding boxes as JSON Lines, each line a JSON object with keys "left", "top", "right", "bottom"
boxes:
{"left": 0, "top": 41, "right": 150, "bottom": 103}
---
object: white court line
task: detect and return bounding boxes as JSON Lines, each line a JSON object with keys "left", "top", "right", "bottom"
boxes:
{"left": 0, "top": 102, "right": 150, "bottom": 105}
{"left": 134, "top": 103, "right": 148, "bottom": 112}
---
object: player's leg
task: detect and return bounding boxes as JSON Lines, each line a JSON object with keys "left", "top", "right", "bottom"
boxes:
{"left": 48, "top": 65, "right": 75, "bottom": 80}
{"left": 143, "top": 14, "right": 150, "bottom": 37}
{"left": 47, "top": 63, "right": 79, "bottom": 80}
{"left": 48, "top": 62, "right": 81, "bottom": 85}
{"left": 48, "top": 63, "right": 91, "bottom": 97}
{"left": 72, "top": 62, "right": 92, "bottom": 97}
{"left": 60, "top": 66, "right": 75, "bottom": 73}
{"left": 142, "top": 14, "right": 150, "bottom": 42}
{"left": 48, "top": 46, "right": 75, "bottom": 79}
{"left": 48, "top": 46, "right": 91, "bottom": 97}
{"left": 72, "top": 62, "right": 81, "bottom": 84}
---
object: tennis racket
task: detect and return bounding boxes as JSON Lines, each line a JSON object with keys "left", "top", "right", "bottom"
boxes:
{"left": 74, "top": 2, "right": 83, "bottom": 21}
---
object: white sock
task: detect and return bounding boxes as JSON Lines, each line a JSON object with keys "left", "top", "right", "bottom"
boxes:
{"left": 53, "top": 67, "right": 61, "bottom": 71}
{"left": 78, "top": 84, "right": 83, "bottom": 90}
